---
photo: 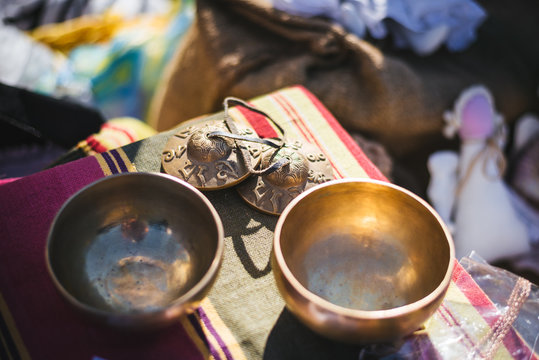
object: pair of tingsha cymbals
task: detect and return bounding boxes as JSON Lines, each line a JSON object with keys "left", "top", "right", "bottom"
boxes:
{"left": 161, "top": 118, "right": 333, "bottom": 215}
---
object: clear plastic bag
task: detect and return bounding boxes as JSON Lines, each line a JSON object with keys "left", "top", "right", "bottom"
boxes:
{"left": 460, "top": 252, "right": 539, "bottom": 359}
{"left": 357, "top": 252, "right": 538, "bottom": 359}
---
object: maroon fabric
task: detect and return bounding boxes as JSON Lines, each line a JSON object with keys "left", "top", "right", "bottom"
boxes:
{"left": 0, "top": 177, "right": 19, "bottom": 185}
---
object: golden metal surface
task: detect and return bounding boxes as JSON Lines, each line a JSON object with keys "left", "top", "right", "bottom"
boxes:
{"left": 237, "top": 141, "right": 333, "bottom": 215}
{"left": 161, "top": 119, "right": 263, "bottom": 190}
{"left": 272, "top": 179, "right": 455, "bottom": 343}
{"left": 46, "top": 173, "right": 224, "bottom": 329}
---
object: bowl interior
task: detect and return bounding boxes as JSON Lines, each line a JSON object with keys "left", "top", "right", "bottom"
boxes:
{"left": 278, "top": 180, "right": 452, "bottom": 311}
{"left": 47, "top": 173, "right": 221, "bottom": 314}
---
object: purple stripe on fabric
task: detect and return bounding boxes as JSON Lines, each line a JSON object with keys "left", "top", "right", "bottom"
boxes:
{"left": 109, "top": 150, "right": 128, "bottom": 173}
{"left": 100, "top": 152, "right": 118, "bottom": 174}
{"left": 188, "top": 314, "right": 222, "bottom": 360}
{"left": 197, "top": 307, "right": 235, "bottom": 360}
{"left": 416, "top": 334, "right": 441, "bottom": 360}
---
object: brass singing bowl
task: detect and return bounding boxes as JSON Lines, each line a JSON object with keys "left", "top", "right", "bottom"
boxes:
{"left": 272, "top": 178, "right": 454, "bottom": 343}
{"left": 46, "top": 172, "right": 224, "bottom": 329}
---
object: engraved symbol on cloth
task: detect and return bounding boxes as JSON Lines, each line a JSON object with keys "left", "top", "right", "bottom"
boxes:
{"left": 162, "top": 145, "right": 187, "bottom": 162}
{"left": 289, "top": 141, "right": 302, "bottom": 150}
{"left": 253, "top": 177, "right": 283, "bottom": 213}
{"left": 215, "top": 161, "right": 238, "bottom": 181}
{"left": 308, "top": 169, "right": 330, "bottom": 184}
{"left": 245, "top": 144, "right": 263, "bottom": 159}
{"left": 178, "top": 160, "right": 208, "bottom": 186}
{"left": 238, "top": 128, "right": 254, "bottom": 136}
{"left": 252, "top": 177, "right": 303, "bottom": 213}
{"left": 306, "top": 153, "right": 326, "bottom": 162}
{"left": 174, "top": 126, "right": 196, "bottom": 139}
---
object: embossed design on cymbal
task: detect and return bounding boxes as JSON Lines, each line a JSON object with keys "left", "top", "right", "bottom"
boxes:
{"left": 237, "top": 140, "right": 334, "bottom": 215}
{"left": 162, "top": 119, "right": 263, "bottom": 190}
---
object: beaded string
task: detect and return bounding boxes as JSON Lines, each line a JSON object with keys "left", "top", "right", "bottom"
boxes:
{"left": 473, "top": 277, "right": 531, "bottom": 359}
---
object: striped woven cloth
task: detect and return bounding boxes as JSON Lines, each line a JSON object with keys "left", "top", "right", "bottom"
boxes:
{"left": 0, "top": 86, "right": 535, "bottom": 359}
{"left": 77, "top": 117, "right": 156, "bottom": 155}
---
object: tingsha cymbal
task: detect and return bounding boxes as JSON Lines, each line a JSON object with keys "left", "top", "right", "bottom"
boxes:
{"left": 237, "top": 140, "right": 334, "bottom": 215}
{"left": 162, "top": 119, "right": 264, "bottom": 190}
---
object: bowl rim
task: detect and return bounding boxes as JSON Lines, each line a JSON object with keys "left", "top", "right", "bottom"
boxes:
{"left": 45, "top": 172, "right": 225, "bottom": 319}
{"left": 273, "top": 178, "right": 455, "bottom": 319}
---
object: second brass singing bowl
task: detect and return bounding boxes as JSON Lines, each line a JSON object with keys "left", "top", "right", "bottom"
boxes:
{"left": 46, "top": 172, "right": 224, "bottom": 329}
{"left": 272, "top": 179, "right": 455, "bottom": 343}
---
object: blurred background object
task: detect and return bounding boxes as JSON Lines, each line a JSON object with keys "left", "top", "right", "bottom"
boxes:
{"left": 0, "top": 0, "right": 194, "bottom": 120}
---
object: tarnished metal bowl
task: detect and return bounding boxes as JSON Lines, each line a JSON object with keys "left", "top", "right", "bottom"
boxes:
{"left": 46, "top": 172, "right": 223, "bottom": 329}
{"left": 272, "top": 178, "right": 454, "bottom": 343}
